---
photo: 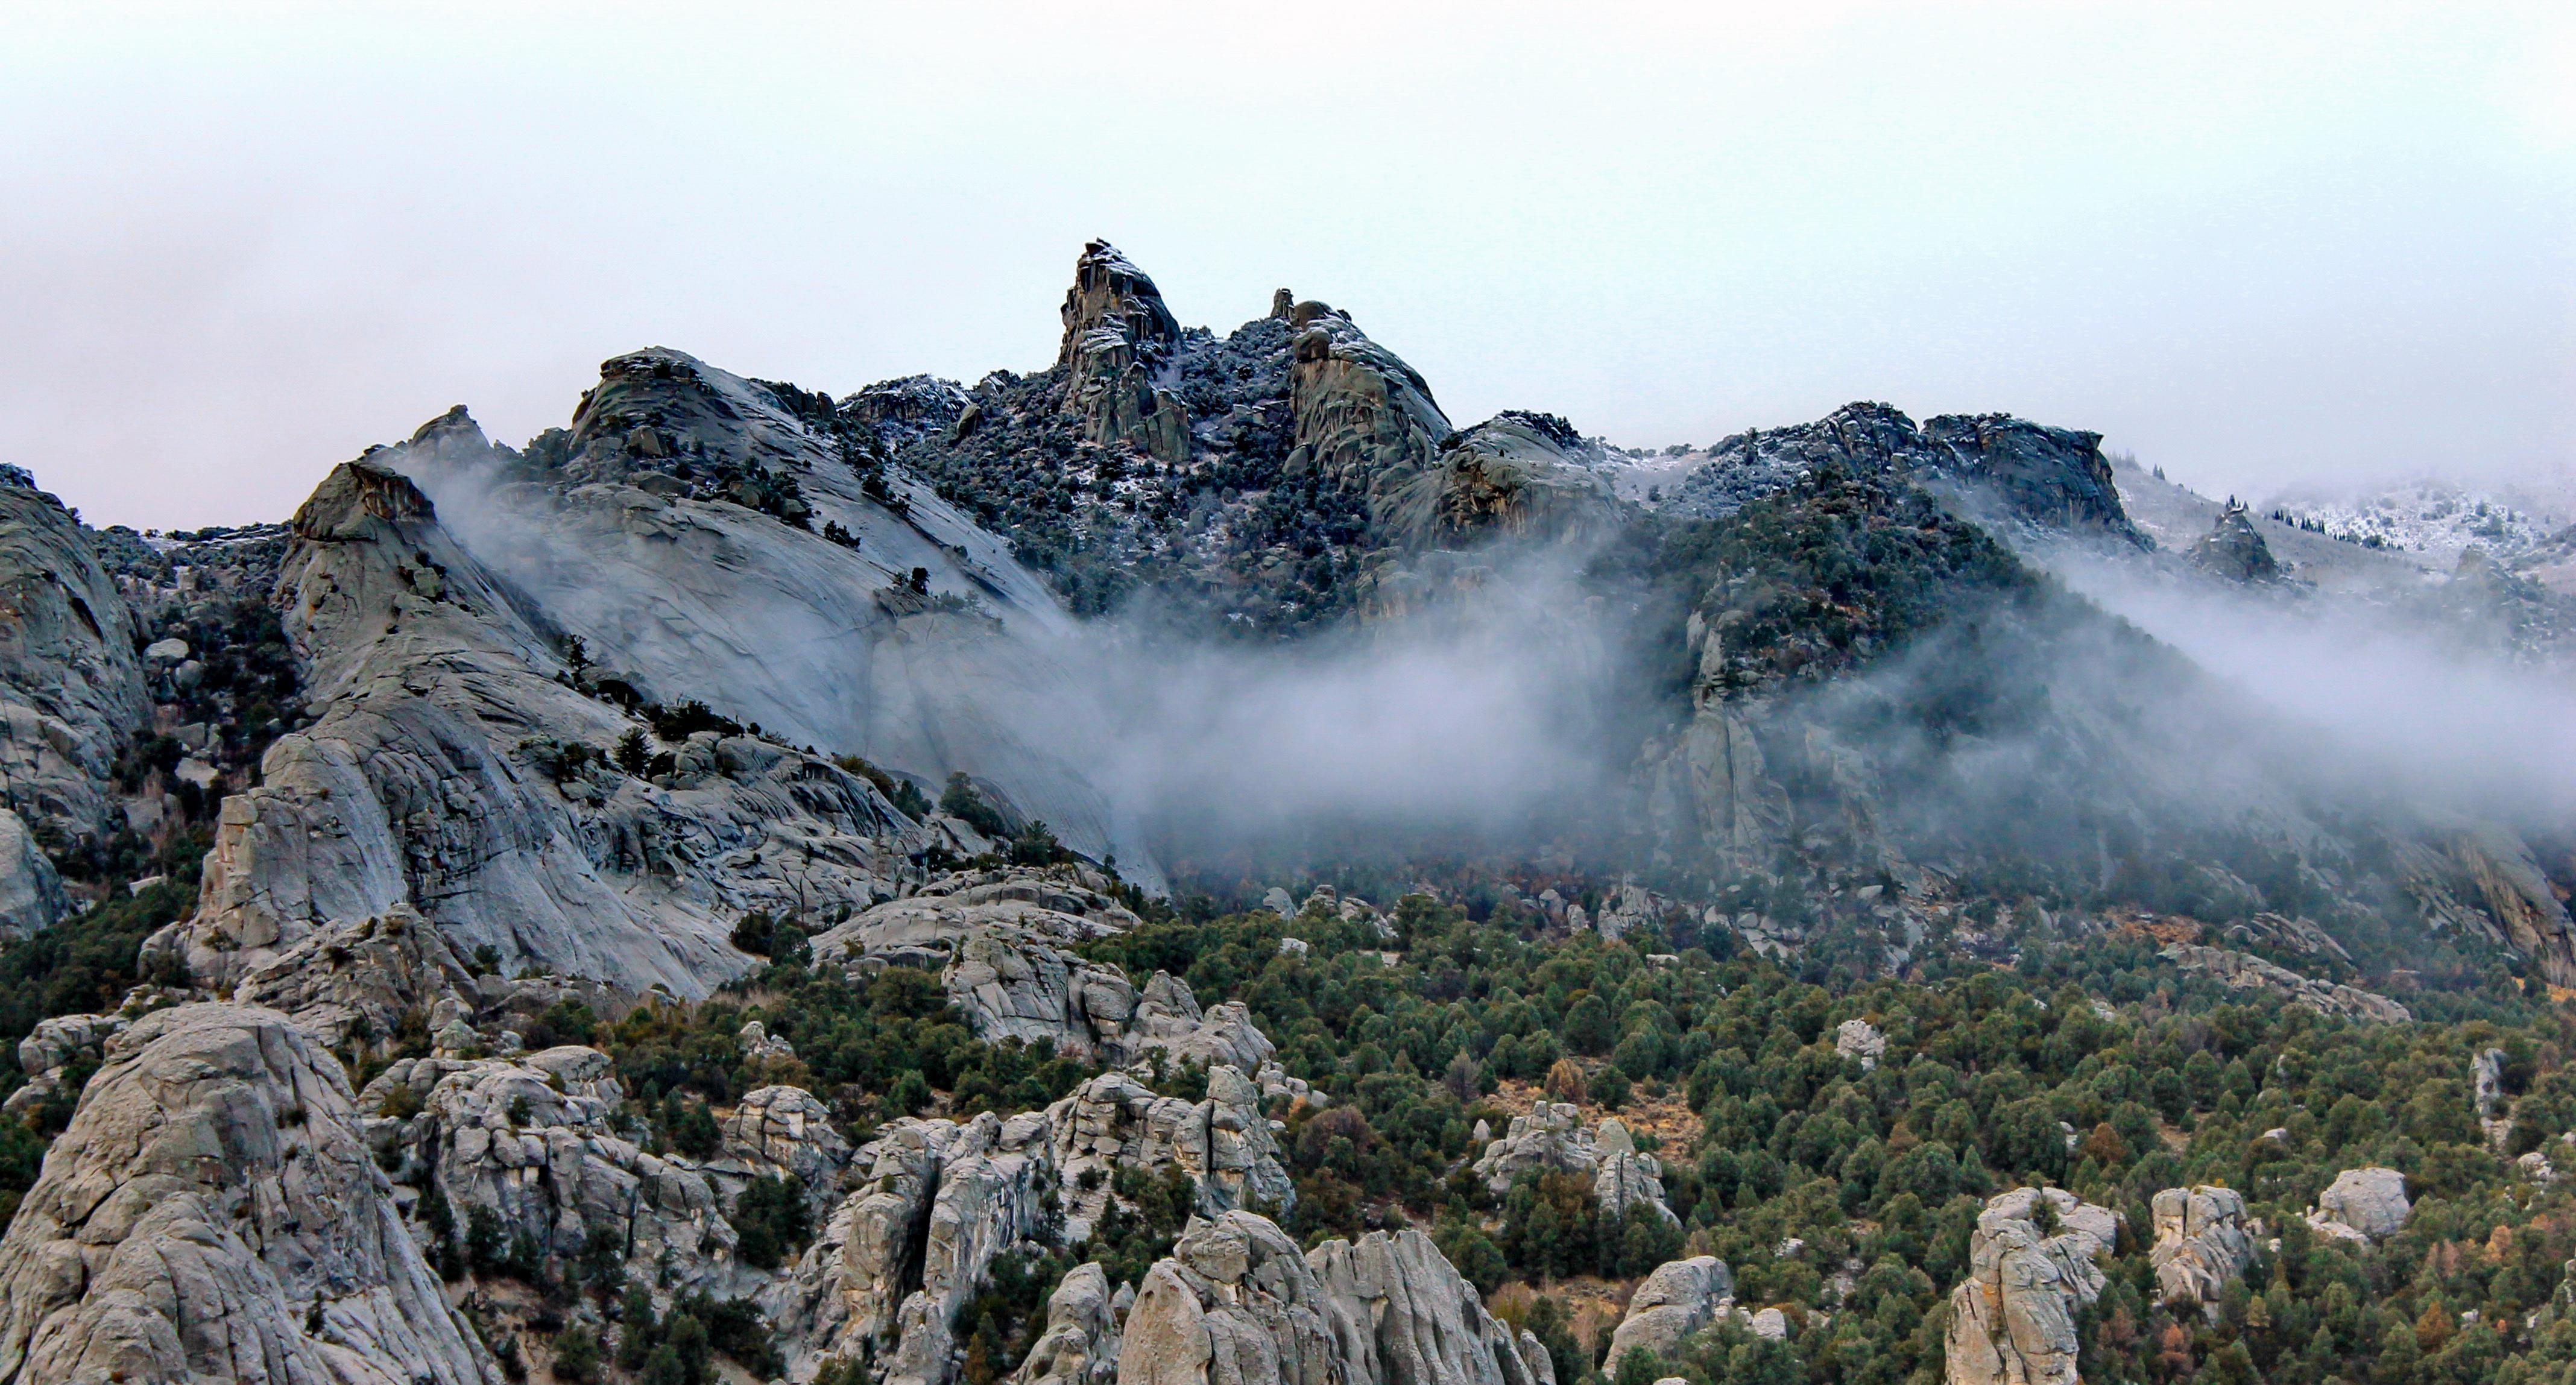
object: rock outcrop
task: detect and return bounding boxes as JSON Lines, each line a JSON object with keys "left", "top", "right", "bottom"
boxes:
{"left": 1119, "top": 1211, "right": 1342, "bottom": 1385}
{"left": 360, "top": 1045, "right": 741, "bottom": 1292}
{"left": 1592, "top": 1119, "right": 1679, "bottom": 1226}
{"left": 810, "top": 871, "right": 1271, "bottom": 1072}
{"left": 1308, "top": 1227, "right": 1549, "bottom": 1385}
{"left": 1286, "top": 304, "right": 1453, "bottom": 510}
{"left": 2191, "top": 501, "right": 2281, "bottom": 581}
{"left": 0, "top": 475, "right": 148, "bottom": 862}
{"left": 1835, "top": 1018, "right": 1886, "bottom": 1071}
{"left": 2149, "top": 1185, "right": 2255, "bottom": 1312}
{"left": 710, "top": 1084, "right": 856, "bottom": 1214}
{"left": 0, "top": 1003, "right": 493, "bottom": 1385}
{"left": 2159, "top": 943, "right": 2412, "bottom": 1024}
{"left": 1058, "top": 241, "right": 1190, "bottom": 463}
{"left": 1010, "top": 1261, "right": 1122, "bottom": 1385}
{"left": 147, "top": 449, "right": 924, "bottom": 997}
{"left": 1943, "top": 1188, "right": 2120, "bottom": 1385}
{"left": 1049, "top": 1067, "right": 1293, "bottom": 1238}
{"left": 232, "top": 903, "right": 472, "bottom": 1057}
{"left": 1471, "top": 1106, "right": 1676, "bottom": 1224}
{"left": 1375, "top": 412, "right": 1620, "bottom": 549}
{"left": 1, "top": 1009, "right": 134, "bottom": 1120}
{"left": 1605, "top": 1256, "right": 1737, "bottom": 1372}
{"left": 2306, "top": 1167, "right": 2409, "bottom": 1243}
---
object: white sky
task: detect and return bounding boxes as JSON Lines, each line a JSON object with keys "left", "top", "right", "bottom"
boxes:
{"left": 4, "top": 1, "right": 2572, "bottom": 530}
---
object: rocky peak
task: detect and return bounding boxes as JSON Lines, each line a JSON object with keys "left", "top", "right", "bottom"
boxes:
{"left": 2189, "top": 499, "right": 2281, "bottom": 581}
{"left": 1919, "top": 413, "right": 2141, "bottom": 542}
{"left": 1059, "top": 240, "right": 1181, "bottom": 369}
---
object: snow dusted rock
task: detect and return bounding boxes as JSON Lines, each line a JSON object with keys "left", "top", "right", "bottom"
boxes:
{"left": 1605, "top": 1256, "right": 1737, "bottom": 1372}
{"left": 0, "top": 1003, "right": 493, "bottom": 1385}
{"left": 1834, "top": 1018, "right": 1886, "bottom": 1071}
{"left": 1592, "top": 1119, "right": 1678, "bottom": 1226}
{"left": 1011, "top": 1261, "right": 1122, "bottom": 1385}
{"left": 1284, "top": 303, "right": 1451, "bottom": 506}
{"left": 2307, "top": 1167, "right": 2409, "bottom": 1243}
{"left": 232, "top": 903, "right": 472, "bottom": 1058}
{"left": 2189, "top": 500, "right": 2282, "bottom": 582}
{"left": 1943, "top": 1188, "right": 2120, "bottom": 1385}
{"left": 709, "top": 1084, "right": 853, "bottom": 1213}
{"left": 1307, "top": 1226, "right": 1550, "bottom": 1385}
{"left": 1058, "top": 241, "right": 1190, "bottom": 464}
{"left": 1119, "top": 1211, "right": 1341, "bottom": 1385}
{"left": 0, "top": 478, "right": 147, "bottom": 853}
{"left": 360, "top": 1045, "right": 740, "bottom": 1293}
{"left": 0, "top": 1009, "right": 133, "bottom": 1120}
{"left": 2150, "top": 1186, "right": 2255, "bottom": 1312}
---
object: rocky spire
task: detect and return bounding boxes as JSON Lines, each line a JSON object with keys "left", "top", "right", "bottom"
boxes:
{"left": 1055, "top": 241, "right": 1190, "bottom": 462}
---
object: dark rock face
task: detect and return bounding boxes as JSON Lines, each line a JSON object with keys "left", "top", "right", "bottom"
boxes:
{"left": 2189, "top": 502, "right": 2281, "bottom": 581}
{"left": 1665, "top": 402, "right": 2144, "bottom": 544}
{"left": 1059, "top": 241, "right": 1192, "bottom": 463}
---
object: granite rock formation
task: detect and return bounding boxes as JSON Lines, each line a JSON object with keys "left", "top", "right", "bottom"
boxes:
{"left": 2159, "top": 944, "right": 2412, "bottom": 1024}
{"left": 0, "top": 1003, "right": 493, "bottom": 1385}
{"left": 2190, "top": 501, "right": 2282, "bottom": 581}
{"left": 1605, "top": 1256, "right": 1737, "bottom": 1372}
{"left": 2149, "top": 1185, "right": 2255, "bottom": 1313}
{"left": 2306, "top": 1167, "right": 2410, "bottom": 1243}
{"left": 1943, "top": 1188, "right": 2120, "bottom": 1385}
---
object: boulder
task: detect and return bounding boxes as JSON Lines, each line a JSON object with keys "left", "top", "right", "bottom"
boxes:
{"left": 0, "top": 1008, "right": 133, "bottom": 1120}
{"left": 0, "top": 1003, "right": 493, "bottom": 1385}
{"left": 1592, "top": 1119, "right": 1678, "bottom": 1226}
{"left": 1943, "top": 1188, "right": 2120, "bottom": 1385}
{"left": 2149, "top": 1186, "right": 2255, "bottom": 1311}
{"left": 2307, "top": 1167, "right": 2409, "bottom": 1242}
{"left": 1471, "top": 1103, "right": 1597, "bottom": 1195}
{"left": 1834, "top": 1018, "right": 1886, "bottom": 1071}
{"left": 1118, "top": 1211, "right": 1342, "bottom": 1385}
{"left": 1011, "top": 1261, "right": 1122, "bottom": 1385}
{"left": 1307, "top": 1227, "right": 1548, "bottom": 1385}
{"left": 1605, "top": 1256, "right": 1736, "bottom": 1372}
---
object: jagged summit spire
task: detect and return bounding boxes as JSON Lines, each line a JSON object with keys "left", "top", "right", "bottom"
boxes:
{"left": 1056, "top": 239, "right": 1178, "bottom": 370}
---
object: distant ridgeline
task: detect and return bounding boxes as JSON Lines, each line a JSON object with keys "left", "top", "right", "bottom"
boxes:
{"left": 0, "top": 244, "right": 2574, "bottom": 1385}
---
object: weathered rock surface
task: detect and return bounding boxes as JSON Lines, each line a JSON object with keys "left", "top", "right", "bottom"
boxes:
{"left": 709, "top": 1084, "right": 855, "bottom": 1214}
{"left": 147, "top": 449, "right": 923, "bottom": 997}
{"left": 1010, "top": 1261, "right": 1121, "bottom": 1385}
{"left": 1307, "top": 1226, "right": 1548, "bottom": 1385}
{"left": 0, "top": 1003, "right": 494, "bottom": 1385}
{"left": 232, "top": 903, "right": 471, "bottom": 1058}
{"left": 2149, "top": 1185, "right": 2255, "bottom": 1311}
{"left": 1048, "top": 1067, "right": 1292, "bottom": 1238}
{"left": 2191, "top": 501, "right": 2281, "bottom": 582}
{"left": 1605, "top": 1256, "right": 1737, "bottom": 1372}
{"left": 1286, "top": 304, "right": 1453, "bottom": 508}
{"left": 0, "top": 806, "right": 66, "bottom": 938}
{"left": 0, "top": 1009, "right": 134, "bottom": 1120}
{"left": 2159, "top": 943, "right": 2411, "bottom": 1024}
{"left": 811, "top": 870, "right": 1270, "bottom": 1072}
{"left": 1375, "top": 412, "right": 1620, "bottom": 549}
{"left": 2307, "top": 1167, "right": 2409, "bottom": 1242}
{"left": 1120, "top": 1211, "right": 1342, "bottom": 1385}
{"left": 769, "top": 1111, "right": 1061, "bottom": 1385}
{"left": 1470, "top": 1106, "right": 1676, "bottom": 1225}
{"left": 359, "top": 1045, "right": 741, "bottom": 1292}
{"left": 0, "top": 476, "right": 148, "bottom": 856}
{"left": 1591, "top": 1119, "right": 1678, "bottom": 1227}
{"left": 1059, "top": 241, "right": 1190, "bottom": 463}
{"left": 1835, "top": 1018, "right": 1886, "bottom": 1071}
{"left": 1943, "top": 1188, "right": 2119, "bottom": 1385}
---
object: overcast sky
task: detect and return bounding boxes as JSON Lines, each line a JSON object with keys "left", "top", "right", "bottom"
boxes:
{"left": 4, "top": 2, "right": 2571, "bottom": 530}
